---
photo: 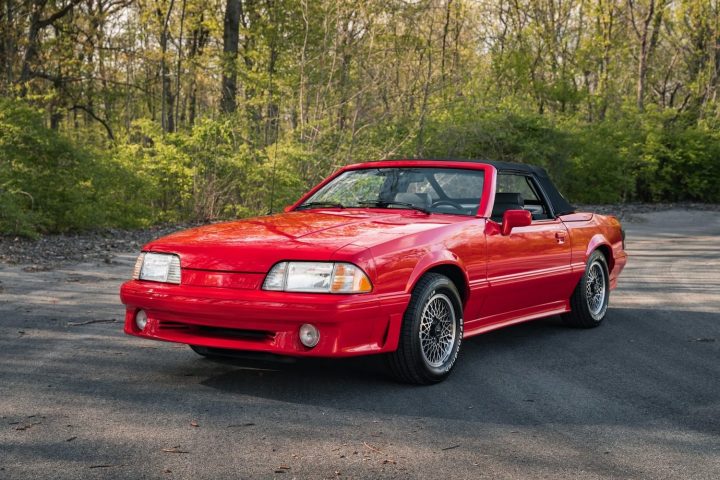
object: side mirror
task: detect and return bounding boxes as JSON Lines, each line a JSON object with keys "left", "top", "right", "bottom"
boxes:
{"left": 501, "top": 209, "right": 532, "bottom": 236}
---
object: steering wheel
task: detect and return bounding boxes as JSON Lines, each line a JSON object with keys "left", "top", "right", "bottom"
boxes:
{"left": 431, "top": 200, "right": 466, "bottom": 212}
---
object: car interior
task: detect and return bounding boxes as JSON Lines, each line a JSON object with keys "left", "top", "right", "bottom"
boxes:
{"left": 395, "top": 171, "right": 552, "bottom": 221}
{"left": 386, "top": 169, "right": 485, "bottom": 215}
{"left": 394, "top": 192, "right": 433, "bottom": 210}
{"left": 494, "top": 173, "right": 551, "bottom": 221}
{"left": 491, "top": 192, "right": 525, "bottom": 222}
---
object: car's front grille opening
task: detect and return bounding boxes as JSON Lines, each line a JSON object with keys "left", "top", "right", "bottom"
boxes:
{"left": 196, "top": 326, "right": 273, "bottom": 341}
{"left": 158, "top": 321, "right": 191, "bottom": 331}
{"left": 158, "top": 320, "right": 274, "bottom": 342}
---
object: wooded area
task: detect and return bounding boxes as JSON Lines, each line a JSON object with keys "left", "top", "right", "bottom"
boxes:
{"left": 1, "top": 0, "right": 720, "bottom": 235}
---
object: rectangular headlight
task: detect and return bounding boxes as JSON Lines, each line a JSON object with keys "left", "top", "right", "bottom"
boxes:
{"left": 262, "top": 261, "right": 371, "bottom": 293}
{"left": 286, "top": 262, "right": 334, "bottom": 292}
{"left": 137, "top": 252, "right": 181, "bottom": 284}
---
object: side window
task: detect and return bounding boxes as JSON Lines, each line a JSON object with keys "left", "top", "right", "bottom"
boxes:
{"left": 496, "top": 173, "right": 551, "bottom": 220}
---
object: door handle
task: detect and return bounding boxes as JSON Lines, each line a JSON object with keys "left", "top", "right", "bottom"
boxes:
{"left": 555, "top": 232, "right": 566, "bottom": 243}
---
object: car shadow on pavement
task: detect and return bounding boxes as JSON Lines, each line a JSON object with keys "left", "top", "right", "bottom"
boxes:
{"left": 195, "top": 307, "right": 720, "bottom": 435}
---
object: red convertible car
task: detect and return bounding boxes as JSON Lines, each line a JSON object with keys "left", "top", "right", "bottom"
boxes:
{"left": 120, "top": 160, "right": 627, "bottom": 384}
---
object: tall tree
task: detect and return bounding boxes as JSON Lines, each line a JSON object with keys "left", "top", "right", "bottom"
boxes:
{"left": 18, "top": 0, "right": 83, "bottom": 96}
{"left": 629, "top": 0, "right": 667, "bottom": 111}
{"left": 220, "top": 0, "right": 241, "bottom": 113}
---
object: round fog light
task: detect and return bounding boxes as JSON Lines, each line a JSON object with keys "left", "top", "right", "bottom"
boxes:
{"left": 135, "top": 309, "right": 148, "bottom": 330}
{"left": 299, "top": 323, "right": 320, "bottom": 348}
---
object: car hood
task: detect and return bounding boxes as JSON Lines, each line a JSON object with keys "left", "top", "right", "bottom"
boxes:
{"left": 145, "top": 210, "right": 463, "bottom": 272}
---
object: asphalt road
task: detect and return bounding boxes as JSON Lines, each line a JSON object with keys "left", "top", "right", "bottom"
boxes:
{"left": 1, "top": 209, "right": 719, "bottom": 479}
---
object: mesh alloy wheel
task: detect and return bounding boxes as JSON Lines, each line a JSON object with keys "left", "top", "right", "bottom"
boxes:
{"left": 419, "top": 293, "right": 457, "bottom": 368}
{"left": 585, "top": 260, "right": 607, "bottom": 316}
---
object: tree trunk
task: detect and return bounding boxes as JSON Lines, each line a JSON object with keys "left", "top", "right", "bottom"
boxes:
{"left": 631, "top": 0, "right": 664, "bottom": 112}
{"left": 440, "top": 0, "right": 452, "bottom": 83}
{"left": 416, "top": 17, "right": 435, "bottom": 156}
{"left": 220, "top": 0, "right": 241, "bottom": 113}
{"left": 187, "top": 14, "right": 208, "bottom": 126}
{"left": 158, "top": 0, "right": 176, "bottom": 132}
{"left": 18, "top": 0, "right": 44, "bottom": 97}
{"left": 264, "top": 0, "right": 279, "bottom": 146}
{"left": 2, "top": 0, "right": 15, "bottom": 87}
{"left": 597, "top": 0, "right": 616, "bottom": 120}
{"left": 265, "top": 44, "right": 278, "bottom": 145}
{"left": 174, "top": 0, "right": 186, "bottom": 129}
{"left": 19, "top": 0, "right": 82, "bottom": 97}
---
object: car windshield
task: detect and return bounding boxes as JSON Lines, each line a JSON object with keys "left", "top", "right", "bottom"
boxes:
{"left": 298, "top": 167, "right": 485, "bottom": 216}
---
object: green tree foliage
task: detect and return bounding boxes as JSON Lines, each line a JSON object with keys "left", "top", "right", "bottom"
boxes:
{"left": 1, "top": 0, "right": 719, "bottom": 236}
{"left": 0, "top": 99, "right": 149, "bottom": 235}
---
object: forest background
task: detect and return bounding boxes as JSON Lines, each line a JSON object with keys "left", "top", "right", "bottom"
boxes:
{"left": 2, "top": 0, "right": 720, "bottom": 236}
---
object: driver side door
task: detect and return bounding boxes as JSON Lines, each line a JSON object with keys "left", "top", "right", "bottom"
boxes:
{"left": 481, "top": 172, "right": 574, "bottom": 320}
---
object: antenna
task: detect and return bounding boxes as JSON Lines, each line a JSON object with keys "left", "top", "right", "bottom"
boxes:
{"left": 267, "top": 101, "right": 281, "bottom": 215}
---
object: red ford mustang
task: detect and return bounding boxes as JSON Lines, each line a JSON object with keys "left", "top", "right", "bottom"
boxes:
{"left": 120, "top": 160, "right": 627, "bottom": 384}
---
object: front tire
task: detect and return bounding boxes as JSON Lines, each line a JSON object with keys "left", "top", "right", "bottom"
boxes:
{"left": 388, "top": 273, "right": 463, "bottom": 384}
{"left": 189, "top": 345, "right": 214, "bottom": 357}
{"left": 562, "top": 250, "right": 610, "bottom": 328}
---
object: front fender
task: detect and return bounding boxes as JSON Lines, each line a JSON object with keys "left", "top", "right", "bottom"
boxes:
{"left": 405, "top": 250, "right": 469, "bottom": 298}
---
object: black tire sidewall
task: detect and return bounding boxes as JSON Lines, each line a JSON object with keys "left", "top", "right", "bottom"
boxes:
{"left": 190, "top": 345, "right": 209, "bottom": 356}
{"left": 408, "top": 275, "right": 464, "bottom": 379}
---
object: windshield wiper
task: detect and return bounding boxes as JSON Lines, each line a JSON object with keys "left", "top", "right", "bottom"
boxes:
{"left": 358, "top": 200, "right": 430, "bottom": 214}
{"left": 296, "top": 201, "right": 346, "bottom": 210}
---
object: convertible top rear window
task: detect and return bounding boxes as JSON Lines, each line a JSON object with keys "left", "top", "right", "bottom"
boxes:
{"left": 300, "top": 167, "right": 485, "bottom": 216}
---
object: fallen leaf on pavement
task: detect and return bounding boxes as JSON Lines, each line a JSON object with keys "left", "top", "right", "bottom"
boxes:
{"left": 363, "top": 442, "right": 382, "bottom": 453}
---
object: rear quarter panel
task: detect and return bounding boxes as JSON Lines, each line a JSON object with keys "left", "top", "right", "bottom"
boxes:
{"left": 561, "top": 212, "right": 627, "bottom": 288}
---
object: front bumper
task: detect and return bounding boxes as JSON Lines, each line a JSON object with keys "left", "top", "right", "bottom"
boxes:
{"left": 120, "top": 280, "right": 408, "bottom": 357}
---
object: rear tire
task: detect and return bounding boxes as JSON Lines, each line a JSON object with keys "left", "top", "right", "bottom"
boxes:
{"left": 562, "top": 250, "right": 610, "bottom": 328}
{"left": 388, "top": 273, "right": 463, "bottom": 384}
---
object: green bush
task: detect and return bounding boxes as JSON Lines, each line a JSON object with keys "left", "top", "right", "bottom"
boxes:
{"left": 0, "top": 99, "right": 149, "bottom": 235}
{"left": 112, "top": 117, "right": 308, "bottom": 223}
{"left": 414, "top": 103, "right": 720, "bottom": 204}
{"left": 2, "top": 96, "right": 719, "bottom": 238}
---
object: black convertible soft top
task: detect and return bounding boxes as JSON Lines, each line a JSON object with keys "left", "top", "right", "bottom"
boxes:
{"left": 398, "top": 158, "right": 576, "bottom": 217}
{"left": 479, "top": 160, "right": 576, "bottom": 217}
